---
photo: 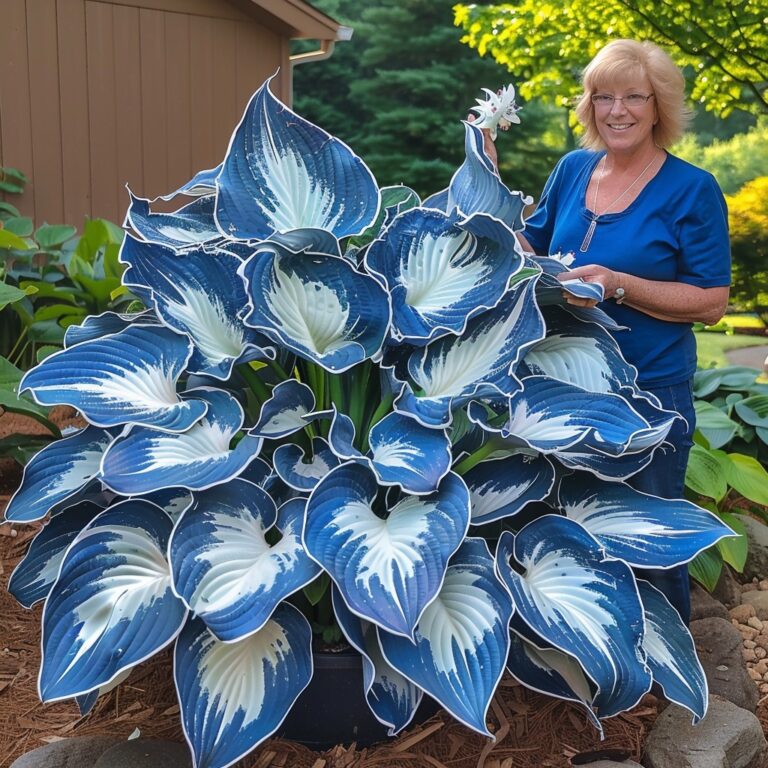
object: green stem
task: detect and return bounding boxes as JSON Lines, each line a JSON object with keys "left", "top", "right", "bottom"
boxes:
{"left": 267, "top": 357, "right": 290, "bottom": 382}
{"left": 238, "top": 363, "right": 270, "bottom": 404}
{"left": 361, "top": 390, "right": 393, "bottom": 454}
{"left": 8, "top": 326, "right": 29, "bottom": 364}
{"left": 329, "top": 372, "right": 344, "bottom": 413}
{"left": 453, "top": 439, "right": 499, "bottom": 476}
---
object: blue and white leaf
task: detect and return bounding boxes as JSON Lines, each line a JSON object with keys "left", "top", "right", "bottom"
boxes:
{"left": 463, "top": 453, "right": 555, "bottom": 525}
{"left": 332, "top": 586, "right": 423, "bottom": 736}
{"left": 395, "top": 278, "right": 545, "bottom": 427}
{"left": 8, "top": 501, "right": 104, "bottom": 608}
{"left": 495, "top": 517, "right": 651, "bottom": 717}
{"left": 64, "top": 310, "right": 158, "bottom": 348}
{"left": 21, "top": 325, "right": 205, "bottom": 432}
{"left": 249, "top": 379, "right": 316, "bottom": 439}
{"left": 378, "top": 538, "right": 513, "bottom": 736}
{"left": 5, "top": 426, "right": 114, "bottom": 523}
{"left": 507, "top": 630, "right": 602, "bottom": 734}
{"left": 637, "top": 580, "right": 707, "bottom": 724}
{"left": 304, "top": 463, "right": 470, "bottom": 637}
{"left": 156, "top": 164, "right": 222, "bottom": 200}
{"left": 125, "top": 192, "right": 221, "bottom": 248}
{"left": 175, "top": 606, "right": 312, "bottom": 768}
{"left": 39, "top": 500, "right": 187, "bottom": 702}
{"left": 273, "top": 437, "right": 340, "bottom": 492}
{"left": 100, "top": 389, "right": 262, "bottom": 495}
{"left": 169, "top": 480, "right": 320, "bottom": 642}
{"left": 558, "top": 473, "right": 737, "bottom": 568}
{"left": 365, "top": 208, "right": 523, "bottom": 344}
{"left": 447, "top": 122, "right": 531, "bottom": 229}
{"left": 215, "top": 77, "right": 379, "bottom": 240}
{"left": 240, "top": 244, "right": 391, "bottom": 373}
{"left": 120, "top": 235, "right": 273, "bottom": 379}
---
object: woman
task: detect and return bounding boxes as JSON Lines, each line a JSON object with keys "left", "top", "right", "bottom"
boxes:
{"left": 517, "top": 40, "right": 731, "bottom": 623}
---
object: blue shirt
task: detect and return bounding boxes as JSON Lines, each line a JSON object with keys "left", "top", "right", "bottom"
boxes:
{"left": 523, "top": 150, "right": 731, "bottom": 387}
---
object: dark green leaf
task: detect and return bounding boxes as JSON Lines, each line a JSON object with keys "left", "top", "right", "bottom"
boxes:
{"left": 0, "top": 282, "right": 37, "bottom": 311}
{"left": 4, "top": 217, "right": 34, "bottom": 237}
{"left": 303, "top": 573, "right": 331, "bottom": 606}
{"left": 34, "top": 224, "right": 77, "bottom": 250}
{"left": 685, "top": 444, "right": 729, "bottom": 501}
{"left": 689, "top": 547, "right": 724, "bottom": 592}
{"left": 715, "top": 511, "right": 748, "bottom": 572}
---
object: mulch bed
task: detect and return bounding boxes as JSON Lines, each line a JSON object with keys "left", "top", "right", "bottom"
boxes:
{"left": 0, "top": 409, "right": 766, "bottom": 768}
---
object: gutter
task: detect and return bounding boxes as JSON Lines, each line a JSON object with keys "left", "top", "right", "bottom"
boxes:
{"left": 288, "top": 25, "right": 353, "bottom": 100}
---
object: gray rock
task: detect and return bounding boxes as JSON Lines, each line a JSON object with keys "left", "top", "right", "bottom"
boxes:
{"left": 711, "top": 567, "right": 743, "bottom": 609}
{"left": 643, "top": 698, "right": 766, "bottom": 768}
{"left": 579, "top": 762, "right": 645, "bottom": 767}
{"left": 741, "top": 590, "right": 768, "bottom": 622}
{"left": 10, "top": 736, "right": 121, "bottom": 768}
{"left": 742, "top": 516, "right": 768, "bottom": 583}
{"left": 690, "top": 581, "right": 729, "bottom": 621}
{"left": 93, "top": 740, "right": 192, "bottom": 768}
{"left": 690, "top": 617, "right": 759, "bottom": 712}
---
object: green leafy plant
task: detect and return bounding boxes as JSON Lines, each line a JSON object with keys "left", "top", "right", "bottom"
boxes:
{"left": 686, "top": 365, "right": 768, "bottom": 589}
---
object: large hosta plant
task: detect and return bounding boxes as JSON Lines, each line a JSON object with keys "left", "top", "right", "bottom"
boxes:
{"left": 6, "top": 78, "right": 735, "bottom": 768}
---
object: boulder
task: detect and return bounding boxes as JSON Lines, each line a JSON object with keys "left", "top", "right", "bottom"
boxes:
{"left": 643, "top": 698, "right": 766, "bottom": 768}
{"left": 10, "top": 737, "right": 121, "bottom": 768}
{"left": 93, "top": 740, "right": 192, "bottom": 768}
{"left": 741, "top": 516, "right": 768, "bottom": 583}
{"left": 690, "top": 617, "right": 759, "bottom": 712}
{"left": 741, "top": 590, "right": 768, "bottom": 622}
{"left": 690, "top": 582, "right": 729, "bottom": 620}
{"left": 711, "top": 567, "right": 743, "bottom": 609}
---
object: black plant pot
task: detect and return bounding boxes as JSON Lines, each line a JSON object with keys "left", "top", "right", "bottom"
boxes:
{"left": 278, "top": 648, "right": 440, "bottom": 749}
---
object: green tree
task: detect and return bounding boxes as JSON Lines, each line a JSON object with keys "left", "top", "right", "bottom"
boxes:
{"left": 726, "top": 177, "right": 768, "bottom": 318}
{"left": 454, "top": 0, "right": 768, "bottom": 117}
{"left": 673, "top": 119, "right": 768, "bottom": 194}
{"left": 293, "top": 0, "right": 564, "bottom": 198}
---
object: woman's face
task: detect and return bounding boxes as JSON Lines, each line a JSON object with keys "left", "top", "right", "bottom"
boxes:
{"left": 592, "top": 74, "right": 658, "bottom": 157}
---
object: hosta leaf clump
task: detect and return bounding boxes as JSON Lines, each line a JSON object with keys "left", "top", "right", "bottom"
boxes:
{"left": 8, "top": 76, "right": 737, "bottom": 767}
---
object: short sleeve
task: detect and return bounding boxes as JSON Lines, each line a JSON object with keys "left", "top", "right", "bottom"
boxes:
{"left": 521, "top": 156, "right": 567, "bottom": 255}
{"left": 676, "top": 173, "right": 731, "bottom": 288}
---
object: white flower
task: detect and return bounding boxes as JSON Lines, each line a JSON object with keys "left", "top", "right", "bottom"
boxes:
{"left": 470, "top": 84, "right": 521, "bottom": 140}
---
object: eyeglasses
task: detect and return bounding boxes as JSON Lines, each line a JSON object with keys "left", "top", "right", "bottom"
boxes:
{"left": 590, "top": 93, "right": 655, "bottom": 108}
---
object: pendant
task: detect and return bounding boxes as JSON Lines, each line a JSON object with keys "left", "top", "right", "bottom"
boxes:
{"left": 580, "top": 217, "right": 597, "bottom": 253}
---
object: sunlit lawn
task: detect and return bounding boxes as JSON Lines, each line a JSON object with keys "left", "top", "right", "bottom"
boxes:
{"left": 695, "top": 331, "right": 767, "bottom": 370}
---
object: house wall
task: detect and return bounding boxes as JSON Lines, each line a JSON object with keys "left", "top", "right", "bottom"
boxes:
{"left": 0, "top": 0, "right": 292, "bottom": 226}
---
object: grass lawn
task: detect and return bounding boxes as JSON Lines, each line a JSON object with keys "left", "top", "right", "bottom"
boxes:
{"left": 695, "top": 331, "right": 766, "bottom": 369}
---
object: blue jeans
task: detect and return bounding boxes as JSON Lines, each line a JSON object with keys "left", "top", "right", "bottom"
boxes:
{"left": 629, "top": 379, "right": 696, "bottom": 624}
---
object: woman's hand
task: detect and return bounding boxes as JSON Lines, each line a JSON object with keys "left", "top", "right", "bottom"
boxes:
{"left": 556, "top": 264, "right": 622, "bottom": 307}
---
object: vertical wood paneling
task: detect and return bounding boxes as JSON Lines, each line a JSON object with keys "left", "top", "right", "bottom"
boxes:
{"left": 164, "top": 12, "right": 192, "bottom": 192}
{"left": 86, "top": 1, "right": 119, "bottom": 220}
{"left": 139, "top": 8, "right": 168, "bottom": 197}
{"left": 235, "top": 22, "right": 279, "bottom": 114}
{"left": 113, "top": 4, "right": 143, "bottom": 206}
{"left": 189, "top": 16, "right": 217, "bottom": 169}
{"left": 57, "top": 0, "right": 92, "bottom": 224}
{"left": 0, "top": 0, "right": 34, "bottom": 216}
{"left": 210, "top": 18, "right": 238, "bottom": 154}
{"left": 27, "top": 0, "right": 64, "bottom": 222}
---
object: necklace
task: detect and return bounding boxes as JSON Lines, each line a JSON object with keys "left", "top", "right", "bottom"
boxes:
{"left": 579, "top": 153, "right": 660, "bottom": 252}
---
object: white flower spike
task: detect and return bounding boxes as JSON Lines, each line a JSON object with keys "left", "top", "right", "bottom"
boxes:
{"left": 470, "top": 84, "right": 521, "bottom": 140}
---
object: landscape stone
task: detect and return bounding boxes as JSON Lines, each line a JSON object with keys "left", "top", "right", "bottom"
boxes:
{"left": 10, "top": 736, "right": 121, "bottom": 768}
{"left": 580, "top": 762, "right": 645, "bottom": 767}
{"left": 690, "top": 582, "right": 729, "bottom": 620}
{"left": 711, "top": 567, "right": 743, "bottom": 609}
{"left": 93, "top": 739, "right": 192, "bottom": 768}
{"left": 643, "top": 698, "right": 766, "bottom": 768}
{"left": 689, "top": 618, "right": 759, "bottom": 711}
{"left": 742, "top": 590, "right": 768, "bottom": 621}
{"left": 731, "top": 603, "right": 757, "bottom": 623}
{"left": 741, "top": 515, "right": 768, "bottom": 583}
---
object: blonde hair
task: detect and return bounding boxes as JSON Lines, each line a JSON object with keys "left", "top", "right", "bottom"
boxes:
{"left": 575, "top": 39, "right": 691, "bottom": 150}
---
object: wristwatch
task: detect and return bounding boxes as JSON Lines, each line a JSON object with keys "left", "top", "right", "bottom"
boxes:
{"left": 614, "top": 287, "right": 626, "bottom": 304}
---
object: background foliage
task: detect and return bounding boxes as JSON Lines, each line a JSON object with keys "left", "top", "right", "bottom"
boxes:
{"left": 454, "top": 0, "right": 768, "bottom": 116}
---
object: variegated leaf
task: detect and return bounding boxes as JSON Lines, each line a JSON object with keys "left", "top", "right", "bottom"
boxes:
{"left": 378, "top": 538, "right": 513, "bottom": 736}
{"left": 125, "top": 192, "right": 221, "bottom": 248}
{"left": 174, "top": 607, "right": 312, "bottom": 768}
{"left": 273, "top": 437, "right": 339, "bottom": 492}
{"left": 39, "top": 500, "right": 187, "bottom": 701}
{"left": 170, "top": 481, "right": 320, "bottom": 642}
{"left": 5, "top": 426, "right": 114, "bottom": 522}
{"left": 304, "top": 463, "right": 470, "bottom": 637}
{"left": 249, "top": 379, "right": 316, "bottom": 439}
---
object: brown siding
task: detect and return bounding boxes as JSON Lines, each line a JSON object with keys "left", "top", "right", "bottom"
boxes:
{"left": 1, "top": 0, "right": 303, "bottom": 227}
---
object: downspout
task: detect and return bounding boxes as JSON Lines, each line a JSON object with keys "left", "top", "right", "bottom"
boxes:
{"left": 288, "top": 25, "right": 353, "bottom": 103}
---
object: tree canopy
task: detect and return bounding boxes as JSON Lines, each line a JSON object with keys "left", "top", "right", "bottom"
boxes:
{"left": 293, "top": 0, "right": 564, "bottom": 198}
{"left": 454, "top": 0, "right": 768, "bottom": 116}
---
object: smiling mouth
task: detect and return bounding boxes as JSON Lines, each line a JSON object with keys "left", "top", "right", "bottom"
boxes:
{"left": 608, "top": 123, "right": 633, "bottom": 130}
